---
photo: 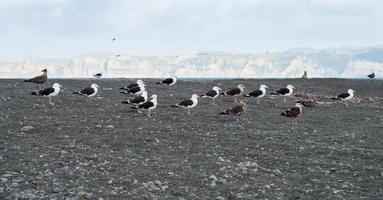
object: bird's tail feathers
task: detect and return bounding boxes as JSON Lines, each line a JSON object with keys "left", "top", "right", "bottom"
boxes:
{"left": 73, "top": 92, "right": 82, "bottom": 95}
{"left": 220, "top": 110, "right": 229, "bottom": 115}
{"left": 270, "top": 92, "right": 279, "bottom": 95}
{"left": 31, "top": 92, "right": 38, "bottom": 95}
{"left": 121, "top": 101, "right": 131, "bottom": 104}
{"left": 24, "top": 79, "right": 32, "bottom": 82}
{"left": 171, "top": 105, "right": 180, "bottom": 108}
{"left": 331, "top": 97, "right": 340, "bottom": 100}
{"left": 281, "top": 112, "right": 288, "bottom": 116}
{"left": 243, "top": 94, "right": 250, "bottom": 97}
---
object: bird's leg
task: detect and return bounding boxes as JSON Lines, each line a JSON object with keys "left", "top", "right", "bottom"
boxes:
{"left": 148, "top": 110, "right": 151, "bottom": 117}
{"left": 237, "top": 116, "right": 240, "bottom": 122}
{"left": 234, "top": 96, "right": 238, "bottom": 104}
{"left": 212, "top": 98, "right": 215, "bottom": 105}
{"left": 284, "top": 97, "right": 287, "bottom": 102}
{"left": 89, "top": 97, "right": 92, "bottom": 103}
{"left": 49, "top": 97, "right": 55, "bottom": 105}
{"left": 138, "top": 108, "right": 143, "bottom": 113}
{"left": 39, "top": 84, "right": 41, "bottom": 90}
{"left": 257, "top": 98, "right": 260, "bottom": 104}
{"left": 187, "top": 108, "right": 191, "bottom": 115}
{"left": 345, "top": 102, "right": 349, "bottom": 108}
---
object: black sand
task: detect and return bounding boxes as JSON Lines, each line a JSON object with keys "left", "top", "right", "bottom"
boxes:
{"left": 1, "top": 78, "right": 382, "bottom": 199}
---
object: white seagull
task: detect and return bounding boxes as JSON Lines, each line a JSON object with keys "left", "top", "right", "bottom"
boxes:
{"left": 121, "top": 91, "right": 148, "bottom": 112}
{"left": 271, "top": 84, "right": 295, "bottom": 102}
{"left": 120, "top": 81, "right": 146, "bottom": 95}
{"left": 31, "top": 83, "right": 63, "bottom": 105}
{"left": 132, "top": 94, "right": 158, "bottom": 117}
{"left": 73, "top": 84, "right": 100, "bottom": 103}
{"left": 243, "top": 84, "right": 268, "bottom": 104}
{"left": 201, "top": 86, "right": 222, "bottom": 105}
{"left": 331, "top": 89, "right": 355, "bottom": 107}
{"left": 221, "top": 84, "right": 245, "bottom": 103}
{"left": 171, "top": 94, "right": 200, "bottom": 115}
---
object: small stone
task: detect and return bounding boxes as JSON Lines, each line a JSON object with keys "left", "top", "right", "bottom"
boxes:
{"left": 53, "top": 187, "right": 61, "bottom": 193}
{"left": 21, "top": 126, "right": 34, "bottom": 132}
{"left": 96, "top": 124, "right": 103, "bottom": 128}
{"left": 209, "top": 175, "right": 218, "bottom": 182}
{"left": 216, "top": 196, "right": 225, "bottom": 200}
{"left": 272, "top": 169, "right": 282, "bottom": 176}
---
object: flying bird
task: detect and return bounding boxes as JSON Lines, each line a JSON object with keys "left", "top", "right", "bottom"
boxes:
{"left": 31, "top": 83, "right": 62, "bottom": 105}
{"left": 281, "top": 103, "right": 303, "bottom": 124}
{"left": 368, "top": 72, "right": 375, "bottom": 79}
{"left": 120, "top": 81, "right": 146, "bottom": 95}
{"left": 220, "top": 100, "right": 248, "bottom": 122}
{"left": 243, "top": 84, "right": 268, "bottom": 104}
{"left": 132, "top": 94, "right": 158, "bottom": 117}
{"left": 121, "top": 91, "right": 148, "bottom": 112}
{"left": 112, "top": 38, "right": 116, "bottom": 41}
{"left": 271, "top": 84, "right": 295, "bottom": 102}
{"left": 296, "top": 100, "right": 318, "bottom": 107}
{"left": 120, "top": 80, "right": 144, "bottom": 90}
{"left": 24, "top": 69, "right": 48, "bottom": 89}
{"left": 73, "top": 84, "right": 100, "bottom": 103}
{"left": 331, "top": 89, "right": 355, "bottom": 107}
{"left": 171, "top": 94, "right": 200, "bottom": 115}
{"left": 221, "top": 84, "right": 245, "bottom": 103}
{"left": 201, "top": 86, "right": 222, "bottom": 105}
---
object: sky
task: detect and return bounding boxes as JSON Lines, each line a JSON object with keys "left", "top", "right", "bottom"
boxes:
{"left": 1, "top": 0, "right": 383, "bottom": 59}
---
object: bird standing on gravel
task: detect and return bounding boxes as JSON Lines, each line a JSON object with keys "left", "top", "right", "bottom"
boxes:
{"left": 24, "top": 69, "right": 48, "bottom": 89}
{"left": 201, "top": 86, "right": 222, "bottom": 105}
{"left": 296, "top": 100, "right": 318, "bottom": 107}
{"left": 281, "top": 103, "right": 303, "bottom": 124}
{"left": 121, "top": 91, "right": 148, "bottom": 112}
{"left": 171, "top": 94, "right": 200, "bottom": 115}
{"left": 120, "top": 80, "right": 144, "bottom": 90}
{"left": 157, "top": 76, "right": 177, "bottom": 91}
{"left": 133, "top": 94, "right": 158, "bottom": 117}
{"left": 31, "top": 83, "right": 62, "bottom": 105}
{"left": 73, "top": 84, "right": 100, "bottom": 103}
{"left": 331, "top": 89, "right": 355, "bottom": 107}
{"left": 220, "top": 100, "right": 248, "bottom": 121}
{"left": 271, "top": 84, "right": 295, "bottom": 102}
{"left": 221, "top": 84, "right": 245, "bottom": 103}
{"left": 243, "top": 84, "right": 268, "bottom": 104}
{"left": 120, "top": 81, "right": 146, "bottom": 95}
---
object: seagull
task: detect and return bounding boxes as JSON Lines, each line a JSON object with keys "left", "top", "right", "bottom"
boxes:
{"left": 243, "top": 84, "right": 268, "bottom": 104}
{"left": 120, "top": 81, "right": 146, "bottom": 95}
{"left": 121, "top": 91, "right": 148, "bottom": 112}
{"left": 368, "top": 72, "right": 375, "bottom": 79}
{"left": 331, "top": 89, "right": 355, "bottom": 107}
{"left": 271, "top": 84, "right": 295, "bottom": 102}
{"left": 24, "top": 69, "right": 48, "bottom": 89}
{"left": 171, "top": 94, "right": 200, "bottom": 115}
{"left": 31, "top": 83, "right": 62, "bottom": 105}
{"left": 296, "top": 100, "right": 318, "bottom": 107}
{"left": 120, "top": 80, "right": 144, "bottom": 90}
{"left": 201, "top": 86, "right": 222, "bottom": 105}
{"left": 281, "top": 103, "right": 303, "bottom": 124}
{"left": 221, "top": 84, "right": 245, "bottom": 103}
{"left": 73, "top": 84, "right": 100, "bottom": 103}
{"left": 93, "top": 73, "right": 102, "bottom": 79}
{"left": 132, "top": 94, "right": 158, "bottom": 117}
{"left": 157, "top": 76, "right": 177, "bottom": 91}
{"left": 219, "top": 100, "right": 248, "bottom": 122}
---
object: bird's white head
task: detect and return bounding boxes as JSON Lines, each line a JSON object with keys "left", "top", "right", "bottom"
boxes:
{"left": 137, "top": 79, "right": 144, "bottom": 84}
{"left": 238, "top": 84, "right": 245, "bottom": 89}
{"left": 138, "top": 81, "right": 146, "bottom": 87}
{"left": 295, "top": 103, "right": 303, "bottom": 109}
{"left": 141, "top": 90, "right": 148, "bottom": 96}
{"left": 91, "top": 84, "right": 100, "bottom": 88}
{"left": 213, "top": 86, "right": 222, "bottom": 91}
{"left": 260, "top": 84, "right": 268, "bottom": 89}
{"left": 151, "top": 94, "right": 158, "bottom": 100}
{"left": 53, "top": 83, "right": 63, "bottom": 88}
{"left": 287, "top": 85, "right": 295, "bottom": 89}
{"left": 348, "top": 89, "right": 355, "bottom": 94}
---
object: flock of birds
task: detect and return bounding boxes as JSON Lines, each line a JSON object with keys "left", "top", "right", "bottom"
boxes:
{"left": 23, "top": 69, "right": 374, "bottom": 124}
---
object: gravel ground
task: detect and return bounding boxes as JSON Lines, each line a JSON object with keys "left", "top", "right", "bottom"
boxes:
{"left": 0, "top": 78, "right": 383, "bottom": 199}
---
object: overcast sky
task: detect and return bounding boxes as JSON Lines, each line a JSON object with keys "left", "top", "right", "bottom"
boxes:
{"left": 1, "top": 0, "right": 383, "bottom": 59}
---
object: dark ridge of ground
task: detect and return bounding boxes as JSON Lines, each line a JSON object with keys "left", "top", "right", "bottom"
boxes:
{"left": 0, "top": 78, "right": 382, "bottom": 199}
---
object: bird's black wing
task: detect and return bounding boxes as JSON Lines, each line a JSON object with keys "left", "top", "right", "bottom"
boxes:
{"left": 138, "top": 101, "right": 154, "bottom": 109}
{"left": 128, "top": 86, "right": 141, "bottom": 94}
{"left": 226, "top": 88, "right": 240, "bottom": 96}
{"left": 178, "top": 99, "right": 193, "bottom": 107}
{"left": 337, "top": 93, "right": 350, "bottom": 99}
{"left": 127, "top": 83, "right": 138, "bottom": 89}
{"left": 38, "top": 87, "right": 55, "bottom": 96}
{"left": 205, "top": 90, "right": 218, "bottom": 97}
{"left": 80, "top": 87, "right": 95, "bottom": 96}
{"left": 161, "top": 78, "right": 173, "bottom": 85}
{"left": 248, "top": 90, "right": 263, "bottom": 97}
{"left": 276, "top": 88, "right": 289, "bottom": 95}
{"left": 130, "top": 96, "right": 145, "bottom": 104}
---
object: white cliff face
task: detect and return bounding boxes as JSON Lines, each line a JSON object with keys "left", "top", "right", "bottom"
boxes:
{"left": 0, "top": 46, "right": 382, "bottom": 78}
